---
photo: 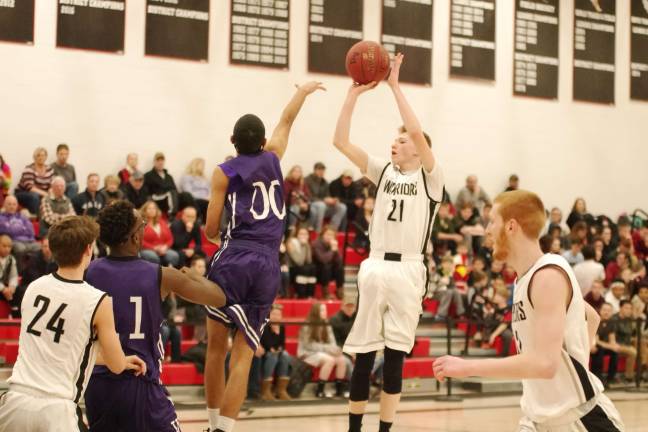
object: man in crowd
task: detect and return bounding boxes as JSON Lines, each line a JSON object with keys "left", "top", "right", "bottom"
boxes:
{"left": 305, "top": 162, "right": 347, "bottom": 232}
{"left": 39, "top": 176, "right": 75, "bottom": 236}
{"left": 50, "top": 143, "right": 78, "bottom": 198}
{"left": 455, "top": 175, "right": 491, "bottom": 215}
{"left": 72, "top": 173, "right": 105, "bottom": 218}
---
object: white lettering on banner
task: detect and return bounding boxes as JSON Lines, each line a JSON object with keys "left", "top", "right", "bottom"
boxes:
{"left": 60, "top": 0, "right": 124, "bottom": 11}
{"left": 250, "top": 180, "right": 285, "bottom": 220}
{"left": 0, "top": 0, "right": 16, "bottom": 8}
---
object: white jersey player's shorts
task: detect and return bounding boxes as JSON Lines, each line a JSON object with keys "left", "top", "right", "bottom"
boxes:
{"left": 0, "top": 388, "right": 83, "bottom": 432}
{"left": 518, "top": 393, "right": 624, "bottom": 432}
{"left": 343, "top": 252, "right": 426, "bottom": 354}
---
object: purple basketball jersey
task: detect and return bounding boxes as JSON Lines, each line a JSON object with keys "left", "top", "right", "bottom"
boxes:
{"left": 85, "top": 256, "right": 163, "bottom": 382}
{"left": 219, "top": 151, "right": 285, "bottom": 250}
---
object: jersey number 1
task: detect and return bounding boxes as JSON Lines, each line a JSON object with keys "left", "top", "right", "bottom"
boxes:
{"left": 26, "top": 295, "right": 68, "bottom": 343}
{"left": 388, "top": 199, "right": 404, "bottom": 222}
{"left": 130, "top": 296, "right": 146, "bottom": 340}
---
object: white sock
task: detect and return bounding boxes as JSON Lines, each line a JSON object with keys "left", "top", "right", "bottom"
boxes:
{"left": 207, "top": 408, "right": 220, "bottom": 430}
{"left": 217, "top": 415, "right": 236, "bottom": 432}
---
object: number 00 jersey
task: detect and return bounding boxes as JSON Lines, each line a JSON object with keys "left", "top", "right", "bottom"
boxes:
{"left": 8, "top": 273, "right": 106, "bottom": 402}
{"left": 512, "top": 254, "right": 604, "bottom": 423}
{"left": 364, "top": 156, "right": 444, "bottom": 256}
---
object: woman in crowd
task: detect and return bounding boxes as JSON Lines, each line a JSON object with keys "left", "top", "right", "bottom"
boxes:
{"left": 179, "top": 158, "right": 210, "bottom": 222}
{"left": 0, "top": 195, "right": 40, "bottom": 267}
{"left": 260, "top": 304, "right": 293, "bottom": 401}
{"left": 139, "top": 200, "right": 180, "bottom": 267}
{"left": 15, "top": 147, "right": 54, "bottom": 216}
{"left": 286, "top": 226, "right": 317, "bottom": 298}
{"left": 312, "top": 226, "right": 344, "bottom": 299}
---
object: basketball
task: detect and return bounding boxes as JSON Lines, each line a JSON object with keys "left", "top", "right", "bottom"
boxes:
{"left": 345, "top": 41, "right": 391, "bottom": 85}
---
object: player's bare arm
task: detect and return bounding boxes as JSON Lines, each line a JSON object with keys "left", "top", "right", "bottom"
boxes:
{"left": 434, "top": 267, "right": 569, "bottom": 381}
{"left": 388, "top": 53, "right": 436, "bottom": 173}
{"left": 265, "top": 81, "right": 326, "bottom": 160}
{"left": 584, "top": 302, "right": 601, "bottom": 350}
{"left": 333, "top": 82, "right": 378, "bottom": 173}
{"left": 94, "top": 296, "right": 147, "bottom": 376}
{"left": 160, "top": 266, "right": 226, "bottom": 308}
{"left": 205, "top": 167, "right": 229, "bottom": 241}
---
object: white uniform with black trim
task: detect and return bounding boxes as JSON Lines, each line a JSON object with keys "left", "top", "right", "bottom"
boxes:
{"left": 0, "top": 273, "right": 106, "bottom": 432}
{"left": 344, "top": 156, "right": 444, "bottom": 354}
{"left": 513, "top": 254, "right": 624, "bottom": 431}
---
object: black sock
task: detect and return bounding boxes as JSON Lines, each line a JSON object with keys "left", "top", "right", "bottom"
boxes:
{"left": 378, "top": 420, "right": 393, "bottom": 432}
{"left": 349, "top": 413, "right": 363, "bottom": 432}
{"left": 316, "top": 380, "right": 325, "bottom": 393}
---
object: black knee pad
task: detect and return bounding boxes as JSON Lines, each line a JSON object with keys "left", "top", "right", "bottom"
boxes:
{"left": 382, "top": 348, "right": 406, "bottom": 395}
{"left": 349, "top": 351, "right": 377, "bottom": 401}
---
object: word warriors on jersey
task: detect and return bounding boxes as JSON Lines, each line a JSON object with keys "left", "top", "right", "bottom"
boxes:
{"left": 383, "top": 179, "right": 417, "bottom": 196}
{"left": 512, "top": 301, "right": 527, "bottom": 323}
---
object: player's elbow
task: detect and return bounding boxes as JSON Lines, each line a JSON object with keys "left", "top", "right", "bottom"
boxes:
{"left": 536, "top": 358, "right": 559, "bottom": 379}
{"left": 207, "top": 285, "right": 227, "bottom": 308}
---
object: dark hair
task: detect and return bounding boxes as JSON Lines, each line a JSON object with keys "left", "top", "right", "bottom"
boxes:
{"left": 539, "top": 234, "right": 553, "bottom": 253}
{"left": 399, "top": 125, "right": 432, "bottom": 147}
{"left": 472, "top": 270, "right": 488, "bottom": 283}
{"left": 56, "top": 143, "right": 69, "bottom": 153}
{"left": 97, "top": 201, "right": 137, "bottom": 247}
{"left": 582, "top": 245, "right": 595, "bottom": 260}
{"left": 619, "top": 299, "right": 632, "bottom": 308}
{"left": 48, "top": 216, "right": 99, "bottom": 267}
{"left": 572, "top": 221, "right": 587, "bottom": 233}
{"left": 189, "top": 255, "right": 206, "bottom": 267}
{"left": 232, "top": 114, "right": 265, "bottom": 154}
{"left": 0, "top": 233, "right": 11, "bottom": 243}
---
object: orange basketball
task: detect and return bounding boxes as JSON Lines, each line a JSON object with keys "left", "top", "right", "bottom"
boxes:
{"left": 345, "top": 41, "right": 391, "bottom": 85}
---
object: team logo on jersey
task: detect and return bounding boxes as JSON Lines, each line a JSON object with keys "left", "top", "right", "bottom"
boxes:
{"left": 512, "top": 301, "right": 527, "bottom": 322}
{"left": 383, "top": 179, "right": 417, "bottom": 196}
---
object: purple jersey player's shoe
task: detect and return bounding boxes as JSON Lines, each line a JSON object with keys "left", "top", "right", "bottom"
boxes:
{"left": 205, "top": 151, "right": 285, "bottom": 350}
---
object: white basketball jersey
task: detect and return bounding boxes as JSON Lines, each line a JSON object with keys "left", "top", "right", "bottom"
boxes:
{"left": 364, "top": 156, "right": 444, "bottom": 256}
{"left": 9, "top": 273, "right": 106, "bottom": 403}
{"left": 512, "top": 254, "right": 604, "bottom": 423}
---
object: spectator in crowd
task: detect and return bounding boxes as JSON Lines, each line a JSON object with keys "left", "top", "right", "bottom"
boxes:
{"left": 561, "top": 236, "right": 584, "bottom": 267}
{"left": 569, "top": 221, "right": 589, "bottom": 247}
{"left": 100, "top": 174, "right": 124, "bottom": 205}
{"left": 455, "top": 175, "right": 491, "bottom": 215}
{"left": 120, "top": 170, "right": 149, "bottom": 209}
{"left": 453, "top": 203, "right": 485, "bottom": 253}
{"left": 140, "top": 200, "right": 180, "bottom": 267}
{"left": 330, "top": 169, "right": 362, "bottom": 222}
{"left": 286, "top": 226, "right": 317, "bottom": 298}
{"left": 351, "top": 196, "right": 373, "bottom": 251}
{"left": 476, "top": 235, "right": 494, "bottom": 268}
{"left": 504, "top": 174, "right": 519, "bottom": 192}
{"left": 591, "top": 303, "right": 619, "bottom": 387}
{"left": 489, "top": 260, "right": 504, "bottom": 282}
{"left": 161, "top": 293, "right": 182, "bottom": 363}
{"left": 0, "top": 234, "right": 19, "bottom": 316}
{"left": 260, "top": 304, "right": 292, "bottom": 401}
{"left": 435, "top": 255, "right": 466, "bottom": 320}
{"left": 298, "top": 303, "right": 348, "bottom": 398}
{"left": 72, "top": 173, "right": 104, "bottom": 218}
{"left": 170, "top": 206, "right": 203, "bottom": 267}
{"left": 613, "top": 300, "right": 637, "bottom": 382}
{"left": 15, "top": 147, "right": 54, "bottom": 216}
{"left": 284, "top": 165, "right": 311, "bottom": 230}
{"left": 592, "top": 236, "right": 606, "bottom": 264}
{"left": 605, "top": 280, "right": 628, "bottom": 314}
{"left": 574, "top": 245, "right": 606, "bottom": 296}
{"left": 606, "top": 251, "right": 630, "bottom": 287}
{"left": 144, "top": 152, "right": 178, "bottom": 215}
{"left": 631, "top": 281, "right": 648, "bottom": 321}
{"left": 480, "top": 203, "right": 493, "bottom": 228}
{"left": 183, "top": 255, "right": 208, "bottom": 342}
{"left": 312, "top": 226, "right": 344, "bottom": 299}
{"left": 567, "top": 197, "right": 589, "bottom": 230}
{"left": 632, "top": 220, "right": 648, "bottom": 261}
{"left": 179, "top": 158, "right": 210, "bottom": 222}
{"left": 543, "top": 207, "right": 569, "bottom": 237}
{"left": 354, "top": 176, "right": 376, "bottom": 201}
{"left": 305, "top": 162, "right": 347, "bottom": 232}
{"left": 330, "top": 298, "right": 357, "bottom": 347}
{"left": 584, "top": 280, "right": 606, "bottom": 312}
{"left": 549, "top": 236, "right": 562, "bottom": 255}
{"left": 39, "top": 176, "right": 75, "bottom": 237}
{"left": 0, "top": 195, "right": 40, "bottom": 267}
{"left": 600, "top": 226, "right": 617, "bottom": 265}
{"left": 0, "top": 154, "right": 11, "bottom": 205}
{"left": 539, "top": 234, "right": 553, "bottom": 254}
{"left": 118, "top": 152, "right": 139, "bottom": 185}
{"left": 19, "top": 238, "right": 57, "bottom": 288}
{"left": 617, "top": 217, "right": 633, "bottom": 243}
{"left": 486, "top": 286, "right": 513, "bottom": 357}
{"left": 50, "top": 143, "right": 77, "bottom": 198}
{"left": 432, "top": 201, "right": 463, "bottom": 257}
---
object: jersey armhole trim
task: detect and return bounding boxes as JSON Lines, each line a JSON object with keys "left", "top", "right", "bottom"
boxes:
{"left": 527, "top": 264, "right": 574, "bottom": 311}
{"left": 420, "top": 168, "right": 442, "bottom": 204}
{"left": 375, "top": 162, "right": 391, "bottom": 191}
{"left": 90, "top": 293, "right": 108, "bottom": 339}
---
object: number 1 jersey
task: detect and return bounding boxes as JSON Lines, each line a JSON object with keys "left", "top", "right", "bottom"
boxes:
{"left": 85, "top": 256, "right": 163, "bottom": 382}
{"left": 8, "top": 273, "right": 106, "bottom": 402}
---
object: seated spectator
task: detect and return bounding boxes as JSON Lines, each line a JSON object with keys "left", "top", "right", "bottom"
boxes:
{"left": 19, "top": 238, "right": 57, "bottom": 289}
{"left": 279, "top": 240, "right": 290, "bottom": 298}
{"left": 179, "top": 158, "right": 210, "bottom": 222}
{"left": 453, "top": 203, "right": 485, "bottom": 253}
{"left": 121, "top": 170, "right": 150, "bottom": 209}
{"left": 354, "top": 176, "right": 376, "bottom": 201}
{"left": 286, "top": 226, "right": 317, "bottom": 298}
{"left": 330, "top": 169, "right": 362, "bottom": 222}
{"left": 144, "top": 152, "right": 178, "bottom": 215}
{"left": 161, "top": 293, "right": 182, "bottom": 363}
{"left": 0, "top": 154, "right": 11, "bottom": 206}
{"left": 504, "top": 174, "right": 519, "bottom": 192}
{"left": 631, "top": 281, "right": 648, "bottom": 321}
{"left": 351, "top": 196, "right": 373, "bottom": 251}
{"left": 489, "top": 259, "right": 504, "bottom": 282}
{"left": 561, "top": 236, "right": 584, "bottom": 267}
{"left": 632, "top": 220, "right": 648, "bottom": 262}
{"left": 591, "top": 303, "right": 619, "bottom": 387}
{"left": 118, "top": 152, "right": 139, "bottom": 185}
{"left": 617, "top": 217, "right": 633, "bottom": 243}
{"left": 549, "top": 236, "right": 563, "bottom": 255}
{"left": 15, "top": 147, "right": 54, "bottom": 216}
{"left": 584, "top": 280, "right": 606, "bottom": 312}
{"left": 0, "top": 234, "right": 20, "bottom": 317}
{"left": 312, "top": 226, "right": 344, "bottom": 299}
{"left": 592, "top": 236, "right": 605, "bottom": 264}
{"left": 298, "top": 303, "right": 348, "bottom": 398}
{"left": 574, "top": 245, "right": 605, "bottom": 296}
{"left": 432, "top": 201, "right": 463, "bottom": 257}
{"left": 435, "top": 255, "right": 466, "bottom": 320}
{"left": 543, "top": 207, "right": 569, "bottom": 237}
{"left": 480, "top": 203, "right": 493, "bottom": 227}
{"left": 455, "top": 175, "right": 491, "bottom": 216}
{"left": 501, "top": 264, "right": 517, "bottom": 286}
{"left": 476, "top": 235, "right": 494, "bottom": 268}
{"left": 566, "top": 197, "right": 590, "bottom": 230}
{"left": 486, "top": 286, "right": 513, "bottom": 357}
{"left": 467, "top": 269, "right": 489, "bottom": 307}
{"left": 39, "top": 176, "right": 75, "bottom": 237}
{"left": 140, "top": 201, "right": 180, "bottom": 267}
{"left": 284, "top": 165, "right": 311, "bottom": 230}
{"left": 50, "top": 143, "right": 78, "bottom": 198}
{"left": 72, "top": 173, "right": 105, "bottom": 218}
{"left": 170, "top": 206, "right": 203, "bottom": 267}
{"left": 606, "top": 252, "right": 630, "bottom": 287}
{"left": 260, "top": 304, "right": 293, "bottom": 401}
{"left": 605, "top": 280, "right": 628, "bottom": 314}
{"left": 182, "top": 255, "right": 208, "bottom": 342}
{"left": 305, "top": 162, "right": 347, "bottom": 232}
{"left": 539, "top": 234, "right": 553, "bottom": 254}
{"left": 100, "top": 174, "right": 125, "bottom": 205}
{"left": 0, "top": 195, "right": 40, "bottom": 267}
{"left": 613, "top": 300, "right": 637, "bottom": 382}
{"left": 568, "top": 221, "right": 589, "bottom": 247}
{"left": 600, "top": 226, "right": 617, "bottom": 265}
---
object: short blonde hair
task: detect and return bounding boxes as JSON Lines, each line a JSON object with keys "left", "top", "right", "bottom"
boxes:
{"left": 33, "top": 147, "right": 47, "bottom": 160}
{"left": 185, "top": 158, "right": 205, "bottom": 177}
{"left": 104, "top": 174, "right": 120, "bottom": 187}
{"left": 494, "top": 190, "right": 546, "bottom": 240}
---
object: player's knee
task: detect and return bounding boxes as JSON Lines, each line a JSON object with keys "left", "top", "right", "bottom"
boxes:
{"left": 383, "top": 348, "right": 406, "bottom": 395}
{"left": 349, "top": 352, "right": 376, "bottom": 401}
{"left": 320, "top": 354, "right": 335, "bottom": 367}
